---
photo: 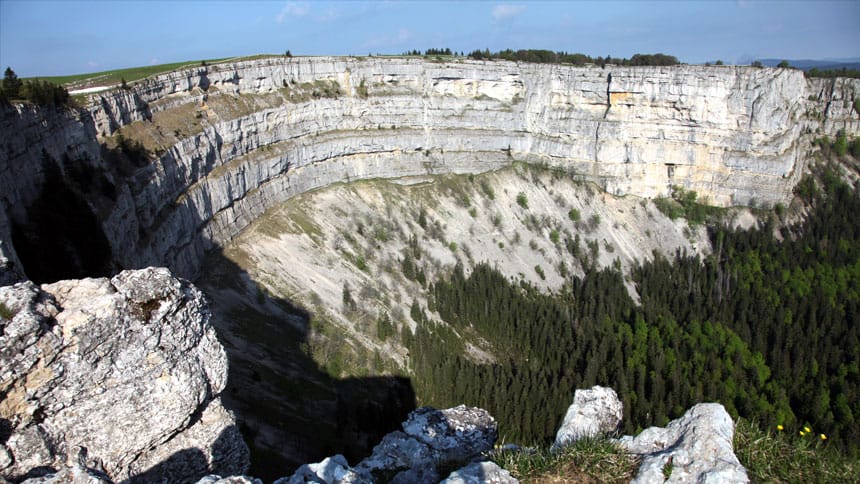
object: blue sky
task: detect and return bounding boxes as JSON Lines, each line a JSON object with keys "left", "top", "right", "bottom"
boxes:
{"left": 1, "top": 0, "right": 858, "bottom": 77}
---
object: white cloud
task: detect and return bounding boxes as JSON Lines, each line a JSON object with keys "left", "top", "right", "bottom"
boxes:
{"left": 276, "top": 2, "right": 310, "bottom": 24}
{"left": 492, "top": 4, "right": 525, "bottom": 21}
{"left": 149, "top": 58, "right": 160, "bottom": 65}
{"left": 87, "top": 60, "right": 99, "bottom": 68}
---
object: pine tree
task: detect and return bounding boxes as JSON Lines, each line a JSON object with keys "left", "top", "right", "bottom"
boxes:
{"left": 3, "top": 67, "right": 23, "bottom": 98}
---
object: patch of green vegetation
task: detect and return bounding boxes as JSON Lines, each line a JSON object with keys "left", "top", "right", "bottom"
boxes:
{"left": 25, "top": 56, "right": 262, "bottom": 89}
{"left": 516, "top": 192, "right": 529, "bottom": 208}
{"left": 653, "top": 185, "right": 722, "bottom": 226}
{"left": 436, "top": 175, "right": 472, "bottom": 207}
{"left": 492, "top": 438, "right": 640, "bottom": 483}
{"left": 662, "top": 457, "right": 673, "bottom": 479}
{"left": 373, "top": 226, "right": 390, "bottom": 243}
{"left": 288, "top": 209, "right": 323, "bottom": 239}
{"left": 354, "top": 254, "right": 368, "bottom": 272}
{"left": 568, "top": 208, "right": 581, "bottom": 222}
{"left": 0, "top": 302, "right": 14, "bottom": 320}
{"left": 480, "top": 178, "right": 496, "bottom": 200}
{"left": 735, "top": 419, "right": 860, "bottom": 483}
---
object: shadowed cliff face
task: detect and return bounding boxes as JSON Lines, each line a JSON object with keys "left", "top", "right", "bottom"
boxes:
{"left": 198, "top": 249, "right": 416, "bottom": 481}
{"left": 11, "top": 151, "right": 114, "bottom": 284}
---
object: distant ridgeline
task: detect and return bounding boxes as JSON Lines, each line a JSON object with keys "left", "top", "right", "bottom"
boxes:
{"left": 408, "top": 163, "right": 860, "bottom": 454}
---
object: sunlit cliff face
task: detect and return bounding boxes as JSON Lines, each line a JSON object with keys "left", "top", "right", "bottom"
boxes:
{"left": 0, "top": 57, "right": 857, "bottom": 283}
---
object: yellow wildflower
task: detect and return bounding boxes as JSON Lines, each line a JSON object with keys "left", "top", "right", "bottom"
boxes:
{"left": 799, "top": 430, "right": 806, "bottom": 436}
{"left": 804, "top": 426, "right": 811, "bottom": 433}
{"left": 820, "top": 434, "right": 827, "bottom": 440}
{"left": 776, "top": 424, "right": 784, "bottom": 431}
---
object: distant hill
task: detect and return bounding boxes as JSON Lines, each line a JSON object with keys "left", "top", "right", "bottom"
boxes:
{"left": 758, "top": 58, "right": 860, "bottom": 71}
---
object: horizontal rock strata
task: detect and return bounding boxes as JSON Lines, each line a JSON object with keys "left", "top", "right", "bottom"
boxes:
{"left": 0, "top": 58, "right": 858, "bottom": 281}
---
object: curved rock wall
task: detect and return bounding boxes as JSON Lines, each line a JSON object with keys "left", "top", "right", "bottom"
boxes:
{"left": 1, "top": 57, "right": 858, "bottom": 280}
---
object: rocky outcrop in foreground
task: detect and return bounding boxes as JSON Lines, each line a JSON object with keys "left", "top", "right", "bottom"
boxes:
{"left": 272, "top": 405, "right": 512, "bottom": 484}
{"left": 554, "top": 386, "right": 749, "bottom": 484}
{"left": 618, "top": 403, "right": 748, "bottom": 483}
{"left": 553, "top": 385, "right": 623, "bottom": 449}
{"left": 0, "top": 268, "right": 249, "bottom": 482}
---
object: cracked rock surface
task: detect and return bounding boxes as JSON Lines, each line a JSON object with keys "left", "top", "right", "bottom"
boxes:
{"left": 0, "top": 267, "right": 248, "bottom": 482}
{"left": 618, "top": 403, "right": 748, "bottom": 484}
{"left": 553, "top": 385, "right": 623, "bottom": 449}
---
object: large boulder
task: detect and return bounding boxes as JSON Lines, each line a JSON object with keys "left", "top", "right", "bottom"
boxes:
{"left": 0, "top": 268, "right": 249, "bottom": 482}
{"left": 618, "top": 403, "right": 748, "bottom": 483}
{"left": 552, "top": 386, "right": 623, "bottom": 449}
{"left": 402, "top": 405, "right": 499, "bottom": 463}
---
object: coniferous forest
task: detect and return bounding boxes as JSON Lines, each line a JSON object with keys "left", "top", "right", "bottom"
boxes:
{"left": 403, "top": 163, "right": 859, "bottom": 454}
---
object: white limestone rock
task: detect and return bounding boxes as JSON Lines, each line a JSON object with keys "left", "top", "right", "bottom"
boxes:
{"left": 618, "top": 403, "right": 748, "bottom": 484}
{"left": 440, "top": 461, "right": 519, "bottom": 484}
{"left": 402, "top": 405, "right": 498, "bottom": 463}
{"left": 354, "top": 431, "right": 436, "bottom": 476}
{"left": 275, "top": 454, "right": 369, "bottom": 484}
{"left": 353, "top": 405, "right": 498, "bottom": 483}
{"left": 196, "top": 475, "right": 263, "bottom": 484}
{"left": 0, "top": 268, "right": 248, "bottom": 482}
{"left": 19, "top": 464, "right": 112, "bottom": 484}
{"left": 553, "top": 386, "right": 623, "bottom": 449}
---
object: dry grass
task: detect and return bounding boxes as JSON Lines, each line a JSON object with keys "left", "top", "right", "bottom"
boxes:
{"left": 734, "top": 418, "right": 860, "bottom": 483}
{"left": 493, "top": 438, "right": 640, "bottom": 483}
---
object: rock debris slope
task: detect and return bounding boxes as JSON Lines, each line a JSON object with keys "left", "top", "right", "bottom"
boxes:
{"left": 0, "top": 267, "right": 249, "bottom": 482}
{"left": 0, "top": 58, "right": 857, "bottom": 282}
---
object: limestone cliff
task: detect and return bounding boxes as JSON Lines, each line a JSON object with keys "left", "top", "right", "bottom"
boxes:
{"left": 0, "top": 57, "right": 857, "bottom": 282}
{"left": 0, "top": 267, "right": 249, "bottom": 482}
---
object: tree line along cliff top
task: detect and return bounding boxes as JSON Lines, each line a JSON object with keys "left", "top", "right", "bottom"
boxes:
{"left": 3, "top": 49, "right": 858, "bottom": 108}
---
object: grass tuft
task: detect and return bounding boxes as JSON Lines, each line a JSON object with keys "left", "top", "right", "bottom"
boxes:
{"left": 0, "top": 302, "right": 14, "bottom": 320}
{"left": 492, "top": 438, "right": 640, "bottom": 483}
{"left": 734, "top": 418, "right": 860, "bottom": 483}
{"left": 491, "top": 420, "right": 859, "bottom": 483}
{"left": 26, "top": 55, "right": 277, "bottom": 90}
